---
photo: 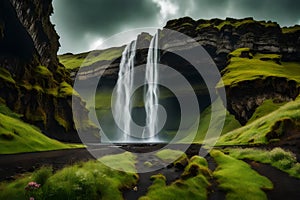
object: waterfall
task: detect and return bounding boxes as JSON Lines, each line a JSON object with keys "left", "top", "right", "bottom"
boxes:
{"left": 143, "top": 30, "right": 159, "bottom": 139}
{"left": 114, "top": 40, "right": 137, "bottom": 140}
{"left": 114, "top": 31, "right": 160, "bottom": 142}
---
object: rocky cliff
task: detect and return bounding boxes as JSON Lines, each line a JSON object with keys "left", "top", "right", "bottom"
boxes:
{"left": 61, "top": 17, "right": 300, "bottom": 125}
{"left": 165, "top": 17, "right": 300, "bottom": 124}
{"left": 165, "top": 17, "right": 300, "bottom": 69}
{"left": 0, "top": 0, "right": 96, "bottom": 142}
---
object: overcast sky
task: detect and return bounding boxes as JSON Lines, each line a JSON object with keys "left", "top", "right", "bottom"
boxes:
{"left": 51, "top": 0, "right": 300, "bottom": 54}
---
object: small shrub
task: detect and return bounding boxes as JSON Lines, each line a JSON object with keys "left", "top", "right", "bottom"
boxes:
{"left": 32, "top": 166, "right": 53, "bottom": 185}
{"left": 270, "top": 148, "right": 296, "bottom": 163}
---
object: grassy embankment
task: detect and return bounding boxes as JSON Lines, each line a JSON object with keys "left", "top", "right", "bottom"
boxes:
{"left": 227, "top": 147, "right": 300, "bottom": 179}
{"left": 216, "top": 48, "right": 300, "bottom": 145}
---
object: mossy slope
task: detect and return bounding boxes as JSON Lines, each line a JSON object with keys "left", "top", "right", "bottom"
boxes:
{"left": 0, "top": 103, "right": 78, "bottom": 154}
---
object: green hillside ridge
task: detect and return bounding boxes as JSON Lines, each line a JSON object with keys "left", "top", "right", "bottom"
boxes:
{"left": 59, "top": 46, "right": 124, "bottom": 70}
{"left": 0, "top": 102, "right": 81, "bottom": 154}
{"left": 227, "top": 147, "right": 300, "bottom": 178}
{"left": 217, "top": 95, "right": 300, "bottom": 145}
{"left": 214, "top": 48, "right": 300, "bottom": 145}
{"left": 218, "top": 48, "right": 300, "bottom": 88}
{"left": 247, "top": 99, "right": 287, "bottom": 124}
{"left": 210, "top": 18, "right": 277, "bottom": 31}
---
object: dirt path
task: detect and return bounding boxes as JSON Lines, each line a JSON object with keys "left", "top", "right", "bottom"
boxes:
{"left": 1, "top": 144, "right": 300, "bottom": 200}
{"left": 0, "top": 145, "right": 123, "bottom": 181}
{"left": 248, "top": 160, "right": 300, "bottom": 200}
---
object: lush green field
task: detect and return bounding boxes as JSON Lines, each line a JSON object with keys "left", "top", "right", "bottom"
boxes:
{"left": 0, "top": 103, "right": 81, "bottom": 154}
{"left": 59, "top": 46, "right": 124, "bottom": 70}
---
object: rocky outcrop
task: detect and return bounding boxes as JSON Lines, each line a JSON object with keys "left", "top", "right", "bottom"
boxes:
{"left": 224, "top": 77, "right": 299, "bottom": 125}
{"left": 0, "top": 0, "right": 97, "bottom": 142}
{"left": 165, "top": 17, "right": 300, "bottom": 69}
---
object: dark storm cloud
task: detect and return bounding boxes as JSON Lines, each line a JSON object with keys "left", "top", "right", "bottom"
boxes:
{"left": 190, "top": 0, "right": 300, "bottom": 25}
{"left": 51, "top": 0, "right": 158, "bottom": 53}
{"left": 51, "top": 0, "right": 300, "bottom": 53}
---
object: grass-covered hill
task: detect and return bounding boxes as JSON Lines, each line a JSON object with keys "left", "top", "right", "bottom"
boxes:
{"left": 214, "top": 48, "right": 300, "bottom": 146}
{"left": 0, "top": 98, "right": 81, "bottom": 154}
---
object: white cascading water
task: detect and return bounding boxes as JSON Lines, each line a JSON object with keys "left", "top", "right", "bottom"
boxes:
{"left": 114, "top": 31, "right": 159, "bottom": 142}
{"left": 143, "top": 31, "right": 159, "bottom": 139}
{"left": 114, "top": 40, "right": 137, "bottom": 140}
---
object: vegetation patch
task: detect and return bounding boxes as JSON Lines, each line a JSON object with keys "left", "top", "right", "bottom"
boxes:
{"left": 0, "top": 67, "right": 15, "bottom": 84}
{"left": 196, "top": 18, "right": 277, "bottom": 32}
{"left": 0, "top": 103, "right": 78, "bottom": 154}
{"left": 155, "top": 149, "right": 189, "bottom": 168}
{"left": 140, "top": 156, "right": 211, "bottom": 200}
{"left": 247, "top": 99, "right": 286, "bottom": 124}
{"left": 228, "top": 147, "right": 300, "bottom": 179}
{"left": 35, "top": 65, "right": 52, "bottom": 77}
{"left": 59, "top": 46, "right": 124, "bottom": 70}
{"left": 217, "top": 96, "right": 300, "bottom": 145}
{"left": 0, "top": 152, "right": 138, "bottom": 200}
{"left": 211, "top": 150, "right": 273, "bottom": 200}
{"left": 282, "top": 25, "right": 300, "bottom": 34}
{"left": 218, "top": 48, "right": 300, "bottom": 88}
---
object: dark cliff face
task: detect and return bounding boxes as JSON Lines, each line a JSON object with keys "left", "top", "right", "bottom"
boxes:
{"left": 164, "top": 17, "right": 300, "bottom": 124}
{"left": 0, "top": 0, "right": 96, "bottom": 142}
{"left": 165, "top": 17, "right": 300, "bottom": 69}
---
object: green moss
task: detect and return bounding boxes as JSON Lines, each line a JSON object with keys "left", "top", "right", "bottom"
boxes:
{"left": 211, "top": 150, "right": 273, "bottom": 200}
{"left": 190, "top": 155, "right": 208, "bottom": 167}
{"left": 32, "top": 84, "right": 44, "bottom": 92}
{"left": 58, "top": 81, "right": 78, "bottom": 97}
{"left": 140, "top": 157, "right": 211, "bottom": 200}
{"left": 219, "top": 49, "right": 300, "bottom": 88}
{"left": 196, "top": 23, "right": 212, "bottom": 31}
{"left": 0, "top": 103, "right": 22, "bottom": 119}
{"left": 59, "top": 47, "right": 124, "bottom": 70}
{"left": 54, "top": 111, "right": 70, "bottom": 131}
{"left": 35, "top": 65, "right": 52, "bottom": 77}
{"left": 181, "top": 156, "right": 212, "bottom": 179}
{"left": 282, "top": 25, "right": 300, "bottom": 34}
{"left": 247, "top": 99, "right": 286, "bottom": 124}
{"left": 217, "top": 97, "right": 300, "bottom": 145}
{"left": 0, "top": 105, "right": 75, "bottom": 154}
{"left": 99, "top": 151, "right": 137, "bottom": 173}
{"left": 0, "top": 152, "right": 138, "bottom": 199}
{"left": 0, "top": 68, "right": 15, "bottom": 84}
{"left": 19, "top": 80, "right": 32, "bottom": 90}
{"left": 215, "top": 19, "right": 276, "bottom": 30}
{"left": 155, "top": 149, "right": 189, "bottom": 169}
{"left": 228, "top": 147, "right": 300, "bottom": 179}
